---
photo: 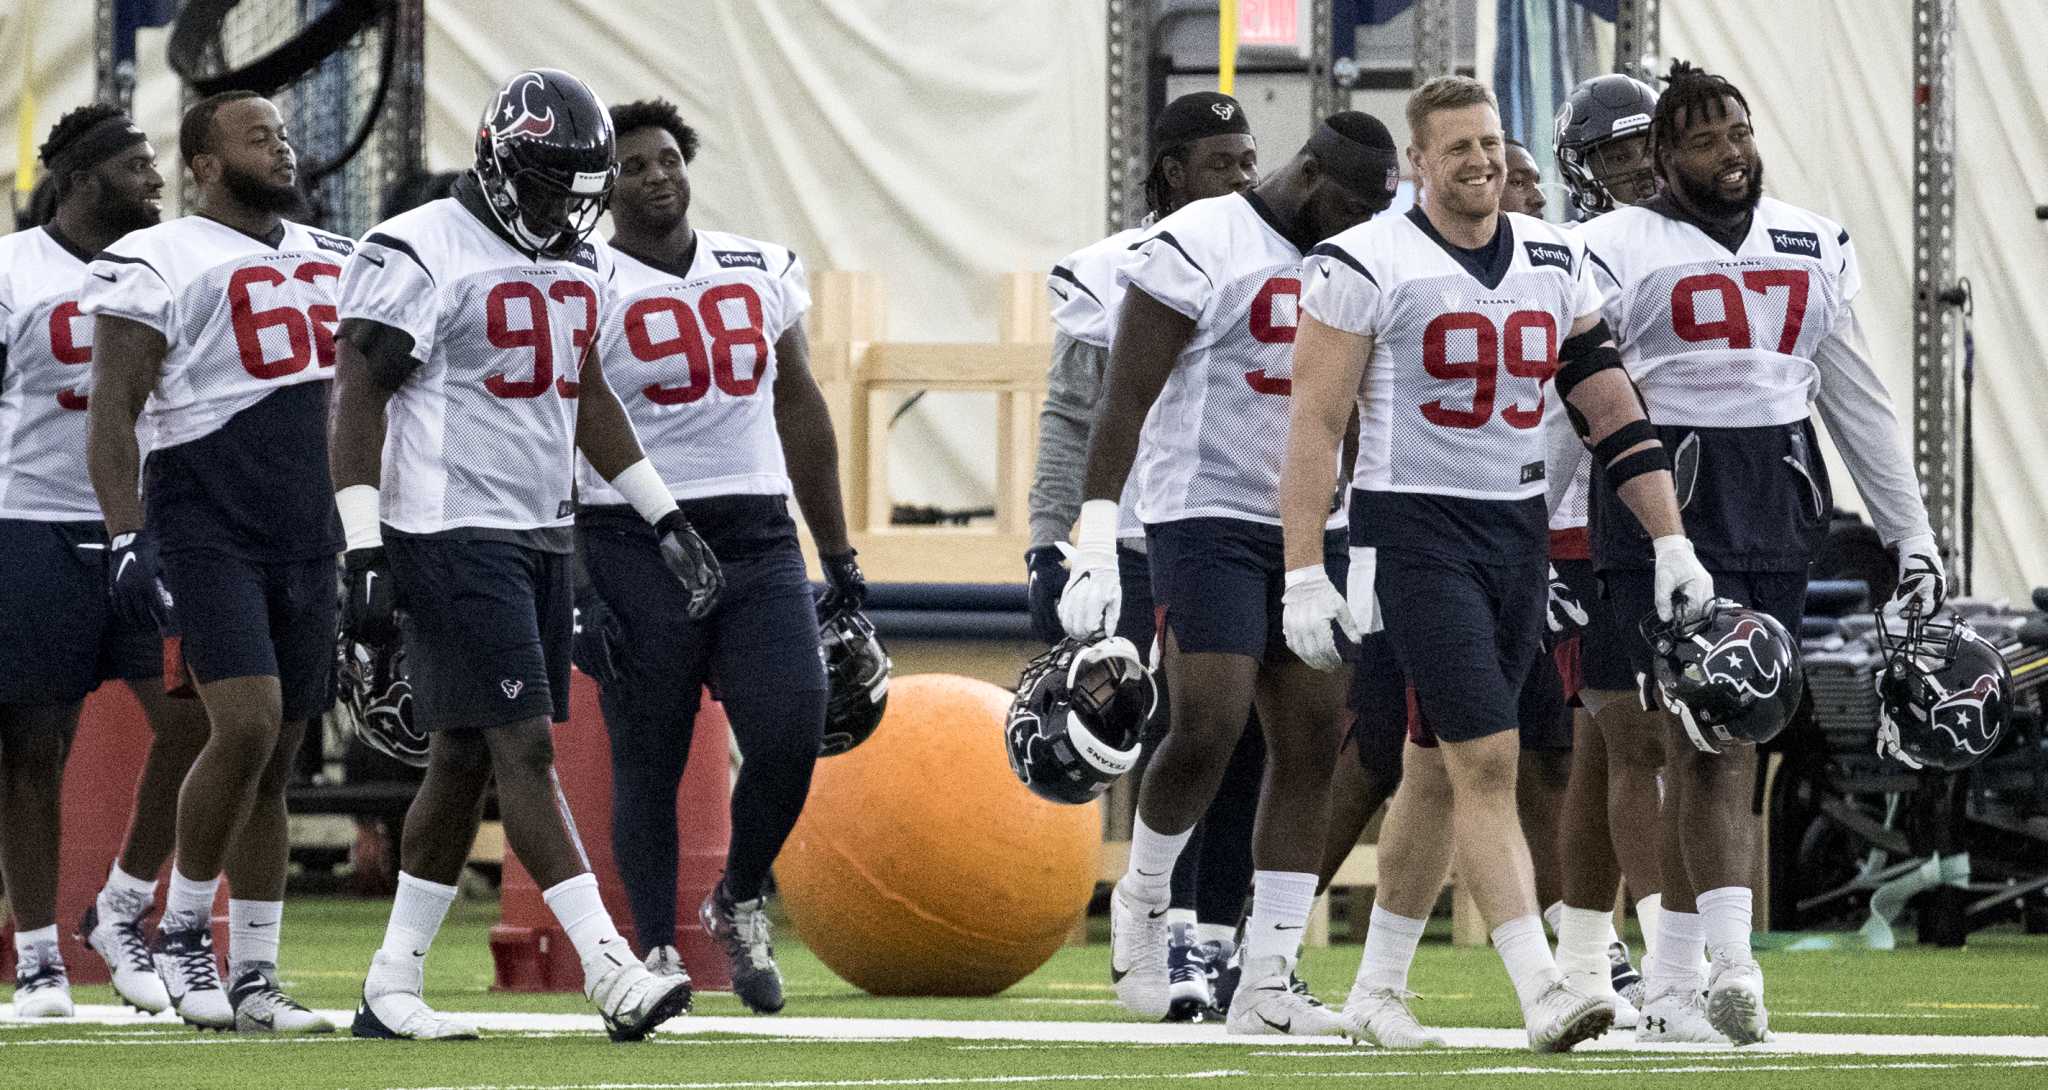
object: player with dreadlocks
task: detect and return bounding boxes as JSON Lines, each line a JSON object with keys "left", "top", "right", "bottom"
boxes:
{"left": 1577, "top": 60, "right": 1941, "bottom": 1044}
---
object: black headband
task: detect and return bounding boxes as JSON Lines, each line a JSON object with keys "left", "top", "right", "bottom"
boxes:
{"left": 1307, "top": 122, "right": 1402, "bottom": 203}
{"left": 47, "top": 116, "right": 148, "bottom": 179}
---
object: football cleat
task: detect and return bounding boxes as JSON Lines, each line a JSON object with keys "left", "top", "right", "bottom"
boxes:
{"left": 1706, "top": 955, "right": 1769, "bottom": 1045}
{"left": 80, "top": 902, "right": 170, "bottom": 1013}
{"left": 1199, "top": 939, "right": 1238, "bottom": 1017}
{"left": 1107, "top": 878, "right": 1171, "bottom": 1019}
{"left": 642, "top": 945, "right": 685, "bottom": 977}
{"left": 1343, "top": 986, "right": 1447, "bottom": 1048}
{"left": 699, "top": 888, "right": 779, "bottom": 1014}
{"left": 229, "top": 966, "right": 334, "bottom": 1033}
{"left": 1636, "top": 983, "right": 1726, "bottom": 1044}
{"left": 11, "top": 944, "right": 74, "bottom": 1018}
{"left": 1524, "top": 977, "right": 1613, "bottom": 1053}
{"left": 1224, "top": 956, "right": 1351, "bottom": 1038}
{"left": 153, "top": 927, "right": 233, "bottom": 1030}
{"left": 351, "top": 950, "right": 480, "bottom": 1040}
{"left": 1609, "top": 941, "right": 1645, "bottom": 1015}
{"left": 1164, "top": 924, "right": 1212, "bottom": 1022}
{"left": 586, "top": 949, "right": 694, "bottom": 1042}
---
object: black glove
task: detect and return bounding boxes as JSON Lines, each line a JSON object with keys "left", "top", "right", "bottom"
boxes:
{"left": 572, "top": 587, "right": 626, "bottom": 684}
{"left": 655, "top": 509, "right": 723, "bottom": 620}
{"left": 108, "top": 530, "right": 172, "bottom": 632}
{"left": 341, "top": 546, "right": 400, "bottom": 643}
{"left": 818, "top": 549, "right": 867, "bottom": 619}
{"left": 1025, "top": 545, "right": 1068, "bottom": 645}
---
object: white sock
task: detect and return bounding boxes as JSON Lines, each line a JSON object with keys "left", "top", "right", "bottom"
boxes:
{"left": 378, "top": 872, "right": 458, "bottom": 970}
{"left": 1492, "top": 914, "right": 1562, "bottom": 1010}
{"left": 228, "top": 899, "right": 283, "bottom": 977}
{"left": 13, "top": 925, "right": 59, "bottom": 960}
{"left": 1352, "top": 904, "right": 1427, "bottom": 1000}
{"left": 1165, "top": 907, "right": 1197, "bottom": 930}
{"left": 100, "top": 862, "right": 158, "bottom": 920}
{"left": 1197, "top": 922, "right": 1237, "bottom": 946}
{"left": 1555, "top": 905, "right": 1614, "bottom": 979}
{"left": 1123, "top": 815, "right": 1192, "bottom": 903}
{"left": 1635, "top": 893, "right": 1663, "bottom": 958}
{"left": 1648, "top": 908, "right": 1705, "bottom": 992}
{"left": 543, "top": 872, "right": 627, "bottom": 968}
{"left": 1241, "top": 870, "right": 1318, "bottom": 972}
{"left": 161, "top": 868, "right": 220, "bottom": 933}
{"left": 1542, "top": 900, "right": 1564, "bottom": 937}
{"left": 1696, "top": 886, "right": 1754, "bottom": 963}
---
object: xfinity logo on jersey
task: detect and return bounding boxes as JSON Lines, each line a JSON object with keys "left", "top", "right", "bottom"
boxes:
{"left": 1524, "top": 242, "right": 1573, "bottom": 272}
{"left": 714, "top": 250, "right": 767, "bottom": 271}
{"left": 311, "top": 234, "right": 356, "bottom": 256}
{"left": 1768, "top": 229, "right": 1822, "bottom": 258}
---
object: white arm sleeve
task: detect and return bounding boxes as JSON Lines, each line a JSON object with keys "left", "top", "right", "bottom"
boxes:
{"left": 1812, "top": 305, "right": 1932, "bottom": 547}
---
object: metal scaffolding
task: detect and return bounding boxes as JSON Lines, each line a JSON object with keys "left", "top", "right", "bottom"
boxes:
{"left": 1310, "top": 0, "right": 1339, "bottom": 125}
{"left": 1614, "top": 0, "right": 1662, "bottom": 80}
{"left": 1414, "top": 0, "right": 1457, "bottom": 82}
{"left": 1104, "top": 0, "right": 1154, "bottom": 235}
{"left": 1911, "top": 0, "right": 1963, "bottom": 569}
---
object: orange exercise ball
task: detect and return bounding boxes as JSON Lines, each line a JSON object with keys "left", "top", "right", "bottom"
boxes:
{"left": 778, "top": 673, "right": 1101, "bottom": 996}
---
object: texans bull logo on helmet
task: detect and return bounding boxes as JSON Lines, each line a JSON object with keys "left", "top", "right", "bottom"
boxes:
{"left": 1930, "top": 672, "right": 2005, "bottom": 758}
{"left": 1701, "top": 617, "right": 1789, "bottom": 701}
{"left": 490, "top": 72, "right": 558, "bottom": 141}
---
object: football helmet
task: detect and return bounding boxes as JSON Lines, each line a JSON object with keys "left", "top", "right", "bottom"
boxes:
{"left": 1641, "top": 599, "right": 1803, "bottom": 754}
{"left": 1005, "top": 636, "right": 1155, "bottom": 805}
{"left": 1554, "top": 74, "right": 1660, "bottom": 217}
{"left": 1875, "top": 611, "right": 2011, "bottom": 771}
{"left": 337, "top": 635, "right": 425, "bottom": 768}
{"left": 819, "top": 608, "right": 890, "bottom": 756}
{"left": 473, "top": 68, "right": 616, "bottom": 257}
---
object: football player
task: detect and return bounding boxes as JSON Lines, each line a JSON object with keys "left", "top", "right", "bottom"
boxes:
{"left": 82, "top": 92, "right": 348, "bottom": 1034}
{"left": 1060, "top": 111, "right": 1400, "bottom": 1035}
{"left": 1278, "top": 76, "right": 1711, "bottom": 1053}
{"left": 0, "top": 103, "right": 196, "bottom": 1020}
{"left": 1501, "top": 138, "right": 1548, "bottom": 219}
{"left": 1026, "top": 91, "right": 1267, "bottom": 1019}
{"left": 329, "top": 69, "right": 704, "bottom": 1042}
{"left": 1576, "top": 61, "right": 1940, "bottom": 1045}
{"left": 572, "top": 98, "right": 860, "bottom": 1015}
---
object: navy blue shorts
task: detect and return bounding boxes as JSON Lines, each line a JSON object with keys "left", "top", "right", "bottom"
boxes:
{"left": 0, "top": 519, "right": 161, "bottom": 705}
{"left": 1344, "top": 630, "right": 1409, "bottom": 777}
{"left": 579, "top": 501, "right": 825, "bottom": 733}
{"left": 1145, "top": 518, "right": 1347, "bottom": 664}
{"left": 1555, "top": 557, "right": 1634, "bottom": 694}
{"left": 1603, "top": 567, "right": 1810, "bottom": 683}
{"left": 157, "top": 547, "right": 336, "bottom": 721}
{"left": 387, "top": 535, "right": 572, "bottom": 732}
{"left": 1376, "top": 546, "right": 1546, "bottom": 745}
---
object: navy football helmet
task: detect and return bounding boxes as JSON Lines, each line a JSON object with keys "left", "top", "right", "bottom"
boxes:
{"left": 1875, "top": 610, "right": 2011, "bottom": 771}
{"left": 337, "top": 635, "right": 425, "bottom": 768}
{"left": 473, "top": 68, "right": 616, "bottom": 257}
{"left": 1555, "top": 74, "right": 1660, "bottom": 217}
{"left": 1005, "top": 635, "right": 1154, "bottom": 805}
{"left": 1642, "top": 599, "right": 1803, "bottom": 754}
{"left": 819, "top": 608, "right": 890, "bottom": 756}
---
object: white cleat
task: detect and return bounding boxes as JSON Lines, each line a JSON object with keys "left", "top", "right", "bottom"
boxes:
{"left": 1636, "top": 982, "right": 1727, "bottom": 1044}
{"left": 642, "top": 945, "right": 684, "bottom": 977}
{"left": 1524, "top": 977, "right": 1614, "bottom": 1053}
{"left": 81, "top": 902, "right": 171, "bottom": 1014}
{"left": 153, "top": 927, "right": 233, "bottom": 1030}
{"left": 1706, "top": 955, "right": 1769, "bottom": 1046}
{"left": 1107, "top": 878, "right": 1171, "bottom": 1019}
{"left": 1225, "top": 957, "right": 1351, "bottom": 1039}
{"left": 1342, "top": 986, "right": 1447, "bottom": 1048}
{"left": 1565, "top": 966, "right": 1637, "bottom": 1030}
{"left": 229, "top": 966, "right": 334, "bottom": 1033}
{"left": 351, "top": 950, "right": 479, "bottom": 1040}
{"left": 586, "top": 946, "right": 693, "bottom": 1042}
{"left": 12, "top": 945, "right": 74, "bottom": 1018}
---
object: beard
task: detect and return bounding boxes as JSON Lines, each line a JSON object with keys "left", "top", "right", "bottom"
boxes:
{"left": 95, "top": 188, "right": 161, "bottom": 235}
{"left": 221, "top": 160, "right": 308, "bottom": 216}
{"left": 1676, "top": 155, "right": 1763, "bottom": 219}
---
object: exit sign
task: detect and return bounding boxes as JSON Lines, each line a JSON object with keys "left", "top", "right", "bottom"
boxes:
{"left": 1238, "top": 0, "right": 1310, "bottom": 56}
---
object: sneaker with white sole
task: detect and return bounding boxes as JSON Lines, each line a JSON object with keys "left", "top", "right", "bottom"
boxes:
{"left": 229, "top": 965, "right": 334, "bottom": 1033}
{"left": 1343, "top": 986, "right": 1447, "bottom": 1048}
{"left": 1706, "top": 955, "right": 1768, "bottom": 1045}
{"left": 12, "top": 944, "right": 74, "bottom": 1018}
{"left": 1225, "top": 957, "right": 1351, "bottom": 1038}
{"left": 1564, "top": 965, "right": 1638, "bottom": 1031}
{"left": 699, "top": 887, "right": 778, "bottom": 1014}
{"left": 153, "top": 927, "right": 233, "bottom": 1030}
{"left": 351, "top": 950, "right": 479, "bottom": 1040}
{"left": 80, "top": 902, "right": 171, "bottom": 1014}
{"left": 642, "top": 945, "right": 685, "bottom": 977}
{"left": 1524, "top": 977, "right": 1613, "bottom": 1053}
{"left": 1164, "top": 924, "right": 1211, "bottom": 1022}
{"left": 1636, "top": 982, "right": 1726, "bottom": 1044}
{"left": 1107, "top": 878, "right": 1170, "bottom": 1019}
{"left": 585, "top": 948, "right": 693, "bottom": 1042}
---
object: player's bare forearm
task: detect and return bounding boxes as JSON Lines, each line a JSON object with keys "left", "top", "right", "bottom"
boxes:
{"left": 85, "top": 315, "right": 166, "bottom": 536}
{"left": 772, "top": 327, "right": 852, "bottom": 555}
{"left": 1568, "top": 367, "right": 1683, "bottom": 539}
{"left": 329, "top": 334, "right": 395, "bottom": 491}
{"left": 1080, "top": 289, "right": 1194, "bottom": 505}
{"left": 1280, "top": 317, "right": 1370, "bottom": 570}
{"left": 572, "top": 344, "right": 647, "bottom": 481}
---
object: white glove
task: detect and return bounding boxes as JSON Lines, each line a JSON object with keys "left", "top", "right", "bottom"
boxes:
{"left": 1546, "top": 564, "right": 1589, "bottom": 635}
{"left": 1652, "top": 535, "right": 1714, "bottom": 623}
{"left": 1875, "top": 709, "right": 1925, "bottom": 770}
{"left": 1281, "top": 565, "right": 1360, "bottom": 672}
{"left": 1888, "top": 533, "right": 1946, "bottom": 621}
{"left": 1056, "top": 499, "right": 1122, "bottom": 640}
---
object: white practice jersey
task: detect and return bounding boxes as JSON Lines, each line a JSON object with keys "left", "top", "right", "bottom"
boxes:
{"left": 1305, "top": 209, "right": 1601, "bottom": 510}
{"left": 80, "top": 215, "right": 350, "bottom": 451}
{"left": 1047, "top": 226, "right": 1150, "bottom": 541}
{"left": 1119, "top": 192, "right": 1342, "bottom": 528}
{"left": 1578, "top": 197, "right": 1857, "bottom": 428}
{"left": 0, "top": 228, "right": 101, "bottom": 519}
{"left": 576, "top": 231, "right": 809, "bottom": 505}
{"left": 340, "top": 196, "right": 610, "bottom": 535}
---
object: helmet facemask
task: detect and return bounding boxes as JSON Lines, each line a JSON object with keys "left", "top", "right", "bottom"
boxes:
{"left": 480, "top": 138, "right": 614, "bottom": 258}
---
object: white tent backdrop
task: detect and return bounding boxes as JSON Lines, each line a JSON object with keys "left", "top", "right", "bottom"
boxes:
{"left": 3, "top": 2, "right": 2043, "bottom": 594}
